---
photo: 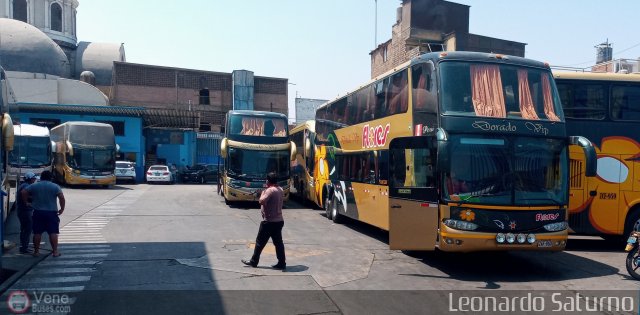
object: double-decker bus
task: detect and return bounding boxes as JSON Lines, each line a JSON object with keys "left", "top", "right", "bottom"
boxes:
{"left": 50, "top": 121, "right": 117, "bottom": 187}
{"left": 554, "top": 71, "right": 640, "bottom": 239}
{"left": 316, "top": 51, "right": 597, "bottom": 252}
{"left": 220, "top": 110, "right": 295, "bottom": 204}
{"left": 8, "top": 123, "right": 52, "bottom": 184}
{"left": 290, "top": 120, "right": 326, "bottom": 208}
{"left": 0, "top": 66, "right": 16, "bottom": 219}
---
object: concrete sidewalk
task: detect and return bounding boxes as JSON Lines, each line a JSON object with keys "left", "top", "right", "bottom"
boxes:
{"left": 0, "top": 206, "right": 51, "bottom": 294}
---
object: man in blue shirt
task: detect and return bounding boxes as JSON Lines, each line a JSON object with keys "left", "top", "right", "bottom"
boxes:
{"left": 22, "top": 170, "right": 65, "bottom": 257}
{"left": 16, "top": 172, "right": 37, "bottom": 254}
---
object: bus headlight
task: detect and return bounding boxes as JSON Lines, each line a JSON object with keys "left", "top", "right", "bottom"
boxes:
{"left": 527, "top": 234, "right": 536, "bottom": 244}
{"left": 443, "top": 219, "right": 479, "bottom": 231}
{"left": 517, "top": 233, "right": 526, "bottom": 244}
{"left": 496, "top": 233, "right": 506, "bottom": 243}
{"left": 506, "top": 233, "right": 516, "bottom": 244}
{"left": 543, "top": 222, "right": 568, "bottom": 232}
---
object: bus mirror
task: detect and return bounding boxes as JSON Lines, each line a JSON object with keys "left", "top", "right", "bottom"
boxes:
{"left": 290, "top": 141, "right": 297, "bottom": 161}
{"left": 51, "top": 141, "right": 57, "bottom": 154}
{"left": 220, "top": 138, "right": 228, "bottom": 158}
{"left": 66, "top": 140, "right": 74, "bottom": 156}
{"left": 2, "top": 113, "right": 14, "bottom": 151}
{"left": 436, "top": 128, "right": 449, "bottom": 172}
{"left": 304, "top": 137, "right": 311, "bottom": 157}
{"left": 116, "top": 144, "right": 120, "bottom": 153}
{"left": 569, "top": 136, "right": 597, "bottom": 177}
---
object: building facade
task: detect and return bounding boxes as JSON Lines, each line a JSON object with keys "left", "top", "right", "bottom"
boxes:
{"left": 370, "top": 0, "right": 526, "bottom": 78}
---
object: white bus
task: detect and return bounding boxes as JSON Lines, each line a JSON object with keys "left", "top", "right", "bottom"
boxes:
{"left": 8, "top": 123, "right": 52, "bottom": 183}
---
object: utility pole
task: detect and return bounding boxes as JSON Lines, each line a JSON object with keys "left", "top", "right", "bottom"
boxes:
{"left": 374, "top": 0, "right": 378, "bottom": 49}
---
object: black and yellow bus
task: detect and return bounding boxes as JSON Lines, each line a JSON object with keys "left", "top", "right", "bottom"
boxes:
{"left": 316, "top": 51, "right": 597, "bottom": 252}
{"left": 50, "top": 121, "right": 117, "bottom": 187}
{"left": 555, "top": 71, "right": 640, "bottom": 239}
{"left": 220, "top": 110, "right": 295, "bottom": 204}
{"left": 290, "top": 120, "right": 328, "bottom": 209}
{"left": 0, "top": 66, "right": 16, "bottom": 219}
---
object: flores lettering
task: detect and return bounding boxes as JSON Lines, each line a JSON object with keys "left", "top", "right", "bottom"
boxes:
{"left": 362, "top": 124, "right": 390, "bottom": 148}
{"left": 472, "top": 121, "right": 517, "bottom": 132}
{"left": 536, "top": 213, "right": 560, "bottom": 222}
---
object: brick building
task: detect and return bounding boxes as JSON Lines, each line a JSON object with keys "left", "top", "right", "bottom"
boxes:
{"left": 370, "top": 0, "right": 526, "bottom": 79}
{"left": 109, "top": 62, "right": 289, "bottom": 132}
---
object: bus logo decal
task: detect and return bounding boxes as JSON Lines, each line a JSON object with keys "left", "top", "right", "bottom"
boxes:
{"left": 536, "top": 213, "right": 560, "bottom": 221}
{"left": 525, "top": 122, "right": 549, "bottom": 135}
{"left": 494, "top": 220, "right": 505, "bottom": 230}
{"left": 472, "top": 121, "right": 517, "bottom": 132}
{"left": 362, "top": 124, "right": 391, "bottom": 148}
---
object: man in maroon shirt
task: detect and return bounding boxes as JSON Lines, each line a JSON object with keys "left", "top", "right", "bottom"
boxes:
{"left": 242, "top": 172, "right": 286, "bottom": 270}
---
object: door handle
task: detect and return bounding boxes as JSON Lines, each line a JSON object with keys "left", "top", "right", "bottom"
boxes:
{"left": 391, "top": 204, "right": 402, "bottom": 208}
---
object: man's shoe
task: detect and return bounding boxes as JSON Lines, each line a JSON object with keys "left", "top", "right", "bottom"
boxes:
{"left": 271, "top": 263, "right": 286, "bottom": 270}
{"left": 241, "top": 259, "right": 257, "bottom": 267}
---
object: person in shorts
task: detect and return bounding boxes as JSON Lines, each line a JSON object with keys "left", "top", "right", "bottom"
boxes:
{"left": 16, "top": 172, "right": 37, "bottom": 254}
{"left": 22, "top": 170, "right": 65, "bottom": 257}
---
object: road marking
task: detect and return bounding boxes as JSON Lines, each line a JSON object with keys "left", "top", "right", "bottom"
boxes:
{"left": 39, "top": 260, "right": 100, "bottom": 266}
{"left": 30, "top": 268, "right": 96, "bottom": 274}
{"left": 27, "top": 276, "right": 91, "bottom": 283}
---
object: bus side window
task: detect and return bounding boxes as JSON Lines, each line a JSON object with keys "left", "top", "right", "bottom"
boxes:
{"left": 412, "top": 63, "right": 437, "bottom": 113}
{"left": 374, "top": 79, "right": 388, "bottom": 119}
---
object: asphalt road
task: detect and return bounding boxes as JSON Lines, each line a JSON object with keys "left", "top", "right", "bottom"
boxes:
{"left": 2, "top": 183, "right": 639, "bottom": 314}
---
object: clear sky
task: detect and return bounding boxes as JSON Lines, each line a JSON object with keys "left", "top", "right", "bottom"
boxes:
{"left": 76, "top": 1, "right": 640, "bottom": 121}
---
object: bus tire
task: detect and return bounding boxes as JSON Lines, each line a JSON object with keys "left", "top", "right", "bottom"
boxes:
{"left": 331, "top": 193, "right": 343, "bottom": 224}
{"left": 324, "top": 192, "right": 332, "bottom": 219}
{"left": 299, "top": 183, "right": 307, "bottom": 207}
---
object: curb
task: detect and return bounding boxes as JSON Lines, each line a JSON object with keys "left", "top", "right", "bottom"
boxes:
{"left": 0, "top": 252, "right": 50, "bottom": 295}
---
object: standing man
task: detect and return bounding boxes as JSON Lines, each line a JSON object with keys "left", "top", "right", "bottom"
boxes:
{"left": 242, "top": 172, "right": 286, "bottom": 270}
{"left": 16, "top": 172, "right": 37, "bottom": 254}
{"left": 22, "top": 170, "right": 65, "bottom": 257}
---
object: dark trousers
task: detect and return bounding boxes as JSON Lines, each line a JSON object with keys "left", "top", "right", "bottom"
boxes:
{"left": 17, "top": 210, "right": 33, "bottom": 251}
{"left": 251, "top": 221, "right": 285, "bottom": 265}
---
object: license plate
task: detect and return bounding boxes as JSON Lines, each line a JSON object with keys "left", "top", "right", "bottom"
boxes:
{"left": 154, "top": 172, "right": 160, "bottom": 176}
{"left": 627, "top": 236, "right": 637, "bottom": 244}
{"left": 90, "top": 180, "right": 97, "bottom": 184}
{"left": 537, "top": 240, "right": 552, "bottom": 248}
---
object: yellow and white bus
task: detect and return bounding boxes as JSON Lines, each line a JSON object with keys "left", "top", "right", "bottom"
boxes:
{"left": 8, "top": 123, "right": 52, "bottom": 184}
{"left": 555, "top": 71, "right": 640, "bottom": 239}
{"left": 316, "top": 51, "right": 597, "bottom": 252}
{"left": 50, "top": 121, "right": 117, "bottom": 187}
{"left": 220, "top": 110, "right": 295, "bottom": 204}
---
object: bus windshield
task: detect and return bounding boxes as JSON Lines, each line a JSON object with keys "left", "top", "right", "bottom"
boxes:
{"left": 70, "top": 148, "right": 115, "bottom": 171}
{"left": 444, "top": 135, "right": 567, "bottom": 206}
{"left": 228, "top": 115, "right": 288, "bottom": 137}
{"left": 439, "top": 62, "right": 564, "bottom": 121}
{"left": 227, "top": 148, "right": 289, "bottom": 180}
{"left": 9, "top": 136, "right": 51, "bottom": 167}
{"left": 69, "top": 125, "right": 114, "bottom": 145}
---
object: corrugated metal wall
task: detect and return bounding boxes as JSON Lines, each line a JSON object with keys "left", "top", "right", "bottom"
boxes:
{"left": 196, "top": 132, "right": 223, "bottom": 164}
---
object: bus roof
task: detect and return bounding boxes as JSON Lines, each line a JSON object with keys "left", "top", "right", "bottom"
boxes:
{"left": 52, "top": 121, "right": 113, "bottom": 129}
{"left": 289, "top": 120, "right": 315, "bottom": 134}
{"left": 553, "top": 71, "right": 640, "bottom": 82}
{"left": 228, "top": 110, "right": 288, "bottom": 119}
{"left": 317, "top": 51, "right": 551, "bottom": 112}
{"left": 14, "top": 123, "right": 50, "bottom": 137}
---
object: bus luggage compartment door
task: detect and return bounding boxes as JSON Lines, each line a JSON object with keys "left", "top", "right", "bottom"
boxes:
{"left": 388, "top": 136, "right": 438, "bottom": 250}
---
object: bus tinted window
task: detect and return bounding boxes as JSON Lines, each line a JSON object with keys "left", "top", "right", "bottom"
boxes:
{"left": 612, "top": 85, "right": 640, "bottom": 120}
{"left": 228, "top": 115, "right": 288, "bottom": 137}
{"left": 412, "top": 63, "right": 437, "bottom": 113}
{"left": 556, "top": 83, "right": 606, "bottom": 119}
{"left": 387, "top": 70, "right": 408, "bottom": 115}
{"left": 440, "top": 62, "right": 562, "bottom": 121}
{"left": 374, "top": 80, "right": 388, "bottom": 119}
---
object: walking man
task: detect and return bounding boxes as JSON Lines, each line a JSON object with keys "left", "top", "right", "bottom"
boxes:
{"left": 22, "top": 170, "right": 65, "bottom": 257}
{"left": 242, "top": 172, "right": 286, "bottom": 270}
{"left": 16, "top": 172, "right": 37, "bottom": 254}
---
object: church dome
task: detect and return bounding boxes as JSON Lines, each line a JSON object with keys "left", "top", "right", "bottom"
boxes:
{"left": 0, "top": 18, "right": 70, "bottom": 77}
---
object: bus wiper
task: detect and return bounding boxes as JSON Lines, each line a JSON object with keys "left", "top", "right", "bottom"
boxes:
{"left": 518, "top": 198, "right": 561, "bottom": 206}
{"left": 456, "top": 192, "right": 508, "bottom": 205}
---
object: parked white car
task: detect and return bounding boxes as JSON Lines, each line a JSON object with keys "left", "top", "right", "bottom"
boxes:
{"left": 146, "top": 165, "right": 175, "bottom": 184}
{"left": 115, "top": 161, "right": 137, "bottom": 183}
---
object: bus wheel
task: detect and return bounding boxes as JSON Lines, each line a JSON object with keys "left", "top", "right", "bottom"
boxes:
{"left": 324, "top": 193, "right": 332, "bottom": 219}
{"left": 299, "top": 184, "right": 307, "bottom": 207}
{"left": 331, "top": 194, "right": 343, "bottom": 224}
{"left": 625, "top": 208, "right": 640, "bottom": 238}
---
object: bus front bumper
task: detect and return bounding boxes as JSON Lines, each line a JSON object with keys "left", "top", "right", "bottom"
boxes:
{"left": 225, "top": 186, "right": 290, "bottom": 202}
{"left": 438, "top": 226, "right": 568, "bottom": 252}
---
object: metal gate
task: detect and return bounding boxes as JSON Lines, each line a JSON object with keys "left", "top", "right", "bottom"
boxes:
{"left": 196, "top": 132, "right": 223, "bottom": 165}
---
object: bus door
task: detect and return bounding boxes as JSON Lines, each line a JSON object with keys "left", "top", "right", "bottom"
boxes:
{"left": 388, "top": 136, "right": 438, "bottom": 250}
